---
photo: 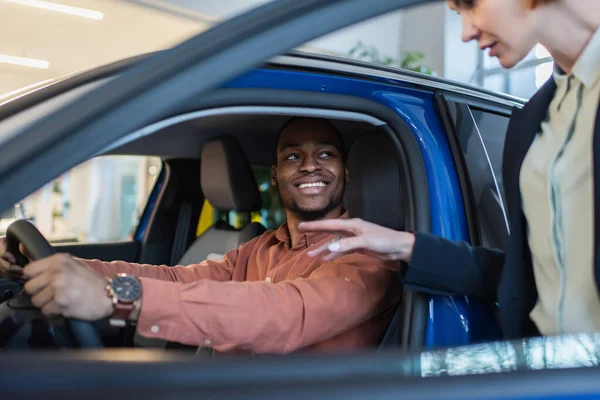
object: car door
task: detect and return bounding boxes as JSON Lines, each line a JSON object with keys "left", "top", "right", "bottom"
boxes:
{"left": 434, "top": 92, "right": 516, "bottom": 343}
{"left": 0, "top": 0, "right": 440, "bottom": 213}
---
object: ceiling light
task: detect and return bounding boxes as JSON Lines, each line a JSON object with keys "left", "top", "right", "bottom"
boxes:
{"left": 7, "top": 0, "right": 104, "bottom": 20}
{"left": 0, "top": 54, "right": 49, "bottom": 69}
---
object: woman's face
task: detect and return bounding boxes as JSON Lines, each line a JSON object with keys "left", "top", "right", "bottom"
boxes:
{"left": 448, "top": 0, "right": 541, "bottom": 68}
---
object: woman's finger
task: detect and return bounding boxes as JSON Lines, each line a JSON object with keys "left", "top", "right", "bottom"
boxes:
{"left": 327, "top": 235, "right": 368, "bottom": 253}
{"left": 321, "top": 250, "right": 348, "bottom": 262}
{"left": 307, "top": 243, "right": 331, "bottom": 257}
{"left": 307, "top": 236, "right": 345, "bottom": 257}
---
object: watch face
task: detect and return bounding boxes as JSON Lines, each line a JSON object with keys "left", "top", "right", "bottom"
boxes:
{"left": 111, "top": 275, "right": 142, "bottom": 302}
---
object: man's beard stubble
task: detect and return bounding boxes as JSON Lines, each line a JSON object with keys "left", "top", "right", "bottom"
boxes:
{"left": 277, "top": 180, "right": 345, "bottom": 222}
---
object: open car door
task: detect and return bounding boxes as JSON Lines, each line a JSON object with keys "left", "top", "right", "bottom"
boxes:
{"left": 0, "top": 0, "right": 440, "bottom": 211}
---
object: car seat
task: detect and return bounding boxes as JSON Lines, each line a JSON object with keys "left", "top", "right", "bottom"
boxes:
{"left": 177, "top": 136, "right": 266, "bottom": 264}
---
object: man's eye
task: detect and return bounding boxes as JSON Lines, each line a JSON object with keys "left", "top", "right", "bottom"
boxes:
{"left": 285, "top": 153, "right": 300, "bottom": 161}
{"left": 320, "top": 151, "right": 334, "bottom": 158}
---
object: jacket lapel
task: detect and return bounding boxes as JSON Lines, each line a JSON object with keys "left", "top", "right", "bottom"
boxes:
{"left": 505, "top": 79, "right": 557, "bottom": 202}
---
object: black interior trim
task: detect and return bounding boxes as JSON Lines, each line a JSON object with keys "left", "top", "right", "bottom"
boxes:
{"left": 437, "top": 90, "right": 516, "bottom": 116}
{"left": 434, "top": 92, "right": 482, "bottom": 246}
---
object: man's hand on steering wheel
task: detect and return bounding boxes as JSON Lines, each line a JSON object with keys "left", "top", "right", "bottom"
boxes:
{"left": 0, "top": 236, "right": 28, "bottom": 282}
{"left": 22, "top": 253, "right": 113, "bottom": 320}
{"left": 2, "top": 235, "right": 112, "bottom": 320}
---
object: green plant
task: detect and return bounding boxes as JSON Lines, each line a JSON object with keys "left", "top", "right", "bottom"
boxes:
{"left": 348, "top": 41, "right": 436, "bottom": 76}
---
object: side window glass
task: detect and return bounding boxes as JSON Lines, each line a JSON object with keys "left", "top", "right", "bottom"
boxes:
{"left": 2, "top": 156, "right": 162, "bottom": 243}
{"left": 198, "top": 165, "right": 285, "bottom": 233}
{"left": 448, "top": 102, "right": 510, "bottom": 250}
{"left": 469, "top": 108, "right": 510, "bottom": 205}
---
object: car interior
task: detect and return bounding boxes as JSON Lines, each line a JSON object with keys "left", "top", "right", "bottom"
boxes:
{"left": 1, "top": 107, "right": 430, "bottom": 354}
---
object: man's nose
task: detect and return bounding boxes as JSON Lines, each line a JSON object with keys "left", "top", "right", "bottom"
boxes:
{"left": 300, "top": 155, "right": 320, "bottom": 172}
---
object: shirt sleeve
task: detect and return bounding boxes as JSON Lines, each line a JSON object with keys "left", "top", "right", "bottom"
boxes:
{"left": 135, "top": 253, "right": 397, "bottom": 354}
{"left": 80, "top": 246, "right": 242, "bottom": 284}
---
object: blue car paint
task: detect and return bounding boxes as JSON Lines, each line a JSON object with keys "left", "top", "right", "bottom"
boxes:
{"left": 221, "top": 68, "right": 502, "bottom": 347}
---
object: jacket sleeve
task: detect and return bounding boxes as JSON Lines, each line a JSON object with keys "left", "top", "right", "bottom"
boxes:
{"left": 403, "top": 232, "right": 505, "bottom": 303}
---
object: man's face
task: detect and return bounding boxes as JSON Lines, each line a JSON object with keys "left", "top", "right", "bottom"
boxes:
{"left": 271, "top": 120, "right": 347, "bottom": 221}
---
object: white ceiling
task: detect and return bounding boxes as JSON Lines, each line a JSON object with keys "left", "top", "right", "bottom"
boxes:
{"left": 0, "top": 0, "right": 208, "bottom": 95}
{"left": 1, "top": 0, "right": 403, "bottom": 99}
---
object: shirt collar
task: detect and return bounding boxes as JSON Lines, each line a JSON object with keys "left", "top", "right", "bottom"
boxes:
{"left": 555, "top": 28, "right": 600, "bottom": 88}
{"left": 275, "top": 211, "right": 349, "bottom": 249}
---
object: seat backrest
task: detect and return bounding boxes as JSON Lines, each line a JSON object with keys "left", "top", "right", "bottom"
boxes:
{"left": 344, "top": 132, "right": 404, "bottom": 231}
{"left": 178, "top": 136, "right": 266, "bottom": 264}
{"left": 344, "top": 131, "right": 427, "bottom": 351}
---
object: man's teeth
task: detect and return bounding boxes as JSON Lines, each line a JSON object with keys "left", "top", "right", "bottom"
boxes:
{"left": 298, "top": 182, "right": 327, "bottom": 189}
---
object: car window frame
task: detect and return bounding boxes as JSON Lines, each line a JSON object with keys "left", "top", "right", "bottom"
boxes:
{"left": 435, "top": 92, "right": 513, "bottom": 250}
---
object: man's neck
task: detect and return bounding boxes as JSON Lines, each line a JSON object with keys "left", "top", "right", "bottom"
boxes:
{"left": 286, "top": 207, "right": 344, "bottom": 248}
{"left": 538, "top": 0, "right": 600, "bottom": 73}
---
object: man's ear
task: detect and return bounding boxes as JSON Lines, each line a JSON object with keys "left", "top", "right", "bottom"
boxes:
{"left": 345, "top": 166, "right": 350, "bottom": 183}
{"left": 271, "top": 165, "right": 277, "bottom": 186}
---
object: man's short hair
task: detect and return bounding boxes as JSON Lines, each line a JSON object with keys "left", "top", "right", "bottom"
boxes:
{"left": 273, "top": 117, "right": 346, "bottom": 164}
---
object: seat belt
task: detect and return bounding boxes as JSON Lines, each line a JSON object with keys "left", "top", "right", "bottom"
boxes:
{"left": 170, "top": 202, "right": 193, "bottom": 265}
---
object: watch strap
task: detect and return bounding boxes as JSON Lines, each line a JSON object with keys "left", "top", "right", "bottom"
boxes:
{"left": 106, "top": 277, "right": 140, "bottom": 327}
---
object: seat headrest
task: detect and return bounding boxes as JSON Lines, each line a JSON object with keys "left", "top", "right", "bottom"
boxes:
{"left": 200, "top": 136, "right": 262, "bottom": 212}
{"left": 344, "top": 131, "right": 404, "bottom": 231}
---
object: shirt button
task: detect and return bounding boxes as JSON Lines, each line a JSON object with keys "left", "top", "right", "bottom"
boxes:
{"left": 204, "top": 339, "right": 212, "bottom": 346}
{"left": 151, "top": 325, "right": 160, "bottom": 333}
{"left": 265, "top": 277, "right": 272, "bottom": 283}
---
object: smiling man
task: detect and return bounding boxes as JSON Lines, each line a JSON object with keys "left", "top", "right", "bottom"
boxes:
{"left": 0, "top": 117, "right": 399, "bottom": 355}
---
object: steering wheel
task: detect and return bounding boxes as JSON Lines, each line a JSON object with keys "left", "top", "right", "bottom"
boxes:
{"left": 3, "top": 220, "right": 103, "bottom": 348}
